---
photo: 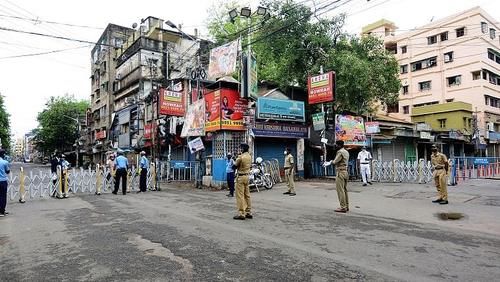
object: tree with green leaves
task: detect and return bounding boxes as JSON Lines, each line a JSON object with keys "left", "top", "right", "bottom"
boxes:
{"left": 0, "top": 94, "right": 11, "bottom": 153}
{"left": 35, "top": 95, "right": 89, "bottom": 155}
{"left": 206, "top": 0, "right": 400, "bottom": 115}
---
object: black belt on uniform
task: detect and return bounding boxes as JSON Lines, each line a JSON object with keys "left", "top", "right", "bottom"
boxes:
{"left": 360, "top": 163, "right": 369, "bottom": 164}
{"left": 435, "top": 168, "right": 444, "bottom": 170}
{"left": 237, "top": 173, "right": 249, "bottom": 176}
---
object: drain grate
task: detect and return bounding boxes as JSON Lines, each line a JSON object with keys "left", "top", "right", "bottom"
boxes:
{"left": 436, "top": 212, "right": 464, "bottom": 220}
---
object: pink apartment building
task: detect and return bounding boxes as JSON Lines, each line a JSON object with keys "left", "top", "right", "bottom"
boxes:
{"left": 363, "top": 7, "right": 500, "bottom": 157}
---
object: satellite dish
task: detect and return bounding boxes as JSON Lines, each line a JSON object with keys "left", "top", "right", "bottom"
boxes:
{"left": 132, "top": 23, "right": 138, "bottom": 29}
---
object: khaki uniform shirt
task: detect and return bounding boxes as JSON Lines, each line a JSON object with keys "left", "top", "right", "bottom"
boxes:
{"left": 235, "top": 152, "right": 252, "bottom": 175}
{"left": 333, "top": 148, "right": 349, "bottom": 171}
{"left": 431, "top": 152, "right": 448, "bottom": 170}
{"left": 284, "top": 154, "right": 294, "bottom": 170}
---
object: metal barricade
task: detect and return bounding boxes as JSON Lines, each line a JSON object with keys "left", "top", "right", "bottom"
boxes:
{"left": 159, "top": 161, "right": 200, "bottom": 182}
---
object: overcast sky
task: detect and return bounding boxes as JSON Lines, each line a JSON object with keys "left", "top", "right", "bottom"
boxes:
{"left": 1, "top": 0, "right": 499, "bottom": 139}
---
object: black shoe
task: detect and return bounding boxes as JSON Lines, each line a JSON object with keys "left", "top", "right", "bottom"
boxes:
{"left": 283, "top": 191, "right": 291, "bottom": 195}
{"left": 439, "top": 200, "right": 449, "bottom": 205}
{"left": 362, "top": 183, "right": 367, "bottom": 186}
{"left": 368, "top": 182, "right": 373, "bottom": 185}
{"left": 233, "top": 215, "right": 245, "bottom": 220}
{"left": 136, "top": 191, "right": 142, "bottom": 194}
{"left": 432, "top": 198, "right": 442, "bottom": 203}
{"left": 245, "top": 214, "right": 253, "bottom": 219}
{"left": 112, "top": 191, "right": 117, "bottom": 195}
{"left": 226, "top": 193, "right": 234, "bottom": 197}
{"left": 289, "top": 193, "right": 296, "bottom": 196}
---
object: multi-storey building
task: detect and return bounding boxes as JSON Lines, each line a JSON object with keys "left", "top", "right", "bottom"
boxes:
{"left": 363, "top": 7, "right": 500, "bottom": 157}
{"left": 89, "top": 24, "right": 134, "bottom": 163}
{"left": 110, "top": 17, "right": 206, "bottom": 154}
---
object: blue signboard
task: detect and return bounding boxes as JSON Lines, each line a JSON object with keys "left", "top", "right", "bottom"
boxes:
{"left": 473, "top": 158, "right": 490, "bottom": 165}
{"left": 252, "top": 122, "right": 309, "bottom": 139}
{"left": 257, "top": 98, "right": 305, "bottom": 122}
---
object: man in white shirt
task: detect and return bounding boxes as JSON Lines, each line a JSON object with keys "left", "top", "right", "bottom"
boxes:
{"left": 357, "top": 146, "right": 373, "bottom": 186}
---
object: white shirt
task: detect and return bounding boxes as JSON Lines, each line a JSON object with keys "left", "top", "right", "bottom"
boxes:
{"left": 357, "top": 150, "right": 372, "bottom": 164}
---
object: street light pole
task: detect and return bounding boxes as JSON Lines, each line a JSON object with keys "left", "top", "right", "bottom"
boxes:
{"left": 62, "top": 114, "right": 81, "bottom": 168}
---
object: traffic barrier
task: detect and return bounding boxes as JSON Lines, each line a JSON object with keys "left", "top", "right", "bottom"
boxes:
{"left": 19, "top": 167, "right": 26, "bottom": 203}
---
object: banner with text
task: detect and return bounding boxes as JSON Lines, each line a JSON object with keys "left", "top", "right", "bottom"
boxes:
{"left": 335, "top": 114, "right": 366, "bottom": 146}
{"left": 208, "top": 39, "right": 239, "bottom": 80}
{"left": 220, "top": 88, "right": 247, "bottom": 130}
{"left": 257, "top": 97, "right": 305, "bottom": 122}
{"left": 252, "top": 122, "right": 309, "bottom": 139}
{"left": 181, "top": 99, "right": 206, "bottom": 137}
{"left": 159, "top": 89, "right": 185, "bottom": 116}
{"left": 205, "top": 90, "right": 221, "bottom": 132}
{"left": 307, "top": 71, "right": 335, "bottom": 104}
{"left": 364, "top": 121, "right": 380, "bottom": 134}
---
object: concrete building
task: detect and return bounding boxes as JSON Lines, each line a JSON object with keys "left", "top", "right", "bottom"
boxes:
{"left": 89, "top": 24, "right": 134, "bottom": 163}
{"left": 363, "top": 7, "right": 500, "bottom": 156}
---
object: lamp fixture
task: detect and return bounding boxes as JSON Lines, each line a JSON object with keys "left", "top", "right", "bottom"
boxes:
{"left": 256, "top": 6, "right": 267, "bottom": 16}
{"left": 240, "top": 7, "right": 252, "bottom": 18}
{"left": 229, "top": 8, "right": 238, "bottom": 23}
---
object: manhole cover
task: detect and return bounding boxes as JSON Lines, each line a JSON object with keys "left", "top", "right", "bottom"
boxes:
{"left": 435, "top": 212, "right": 464, "bottom": 220}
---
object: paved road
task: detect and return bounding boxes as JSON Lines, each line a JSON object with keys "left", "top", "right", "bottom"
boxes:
{"left": 1, "top": 180, "right": 500, "bottom": 281}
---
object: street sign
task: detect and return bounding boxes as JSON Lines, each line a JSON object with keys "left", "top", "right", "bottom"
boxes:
{"left": 307, "top": 71, "right": 335, "bottom": 104}
{"left": 312, "top": 112, "right": 325, "bottom": 131}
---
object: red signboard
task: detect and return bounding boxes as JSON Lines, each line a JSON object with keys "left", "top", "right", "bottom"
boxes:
{"left": 144, "top": 123, "right": 152, "bottom": 139}
{"left": 159, "top": 88, "right": 185, "bottom": 116}
{"left": 95, "top": 130, "right": 106, "bottom": 140}
{"left": 204, "top": 88, "right": 247, "bottom": 132}
{"left": 307, "top": 71, "right": 335, "bottom": 104}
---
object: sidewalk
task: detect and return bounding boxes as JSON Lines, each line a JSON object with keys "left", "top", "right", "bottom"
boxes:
{"left": 169, "top": 179, "right": 500, "bottom": 237}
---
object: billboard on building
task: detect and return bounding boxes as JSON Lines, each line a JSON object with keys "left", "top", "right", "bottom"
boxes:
{"left": 257, "top": 98, "right": 305, "bottom": 122}
{"left": 180, "top": 99, "right": 206, "bottom": 137}
{"left": 208, "top": 39, "right": 239, "bottom": 80}
{"left": 364, "top": 121, "right": 380, "bottom": 134}
{"left": 159, "top": 89, "right": 185, "bottom": 116}
{"left": 205, "top": 88, "right": 247, "bottom": 132}
{"left": 335, "top": 114, "right": 366, "bottom": 146}
{"left": 307, "top": 71, "right": 335, "bottom": 104}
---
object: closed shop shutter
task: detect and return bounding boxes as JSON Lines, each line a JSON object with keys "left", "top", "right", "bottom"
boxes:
{"left": 378, "top": 144, "right": 393, "bottom": 162}
{"left": 254, "top": 137, "right": 297, "bottom": 169}
{"left": 393, "top": 139, "right": 406, "bottom": 161}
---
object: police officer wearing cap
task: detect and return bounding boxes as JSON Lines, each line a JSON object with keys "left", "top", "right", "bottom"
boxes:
{"left": 113, "top": 151, "right": 129, "bottom": 195}
{"left": 283, "top": 147, "right": 296, "bottom": 196}
{"left": 233, "top": 143, "right": 253, "bottom": 220}
{"left": 138, "top": 151, "right": 149, "bottom": 193}
{"left": 324, "top": 140, "right": 350, "bottom": 213}
{"left": 431, "top": 144, "right": 449, "bottom": 204}
{"left": 0, "top": 149, "right": 11, "bottom": 217}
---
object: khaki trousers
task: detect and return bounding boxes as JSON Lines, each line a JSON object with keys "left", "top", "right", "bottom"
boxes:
{"left": 236, "top": 175, "right": 251, "bottom": 216}
{"left": 336, "top": 170, "right": 349, "bottom": 209}
{"left": 433, "top": 169, "right": 448, "bottom": 200}
{"left": 286, "top": 168, "right": 295, "bottom": 193}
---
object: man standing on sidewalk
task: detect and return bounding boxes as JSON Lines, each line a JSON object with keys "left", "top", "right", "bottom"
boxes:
{"left": 138, "top": 151, "right": 149, "bottom": 193}
{"left": 357, "top": 146, "right": 373, "bottom": 186}
{"left": 324, "top": 140, "right": 350, "bottom": 213}
{"left": 431, "top": 144, "right": 449, "bottom": 205}
{"left": 0, "top": 149, "right": 10, "bottom": 217}
{"left": 283, "top": 147, "right": 296, "bottom": 196}
{"left": 225, "top": 153, "right": 235, "bottom": 197}
{"left": 233, "top": 144, "right": 252, "bottom": 220}
{"left": 113, "top": 151, "right": 129, "bottom": 195}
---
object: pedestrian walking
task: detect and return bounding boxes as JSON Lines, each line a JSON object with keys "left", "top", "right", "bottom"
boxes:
{"left": 0, "top": 149, "right": 11, "bottom": 217}
{"left": 57, "top": 154, "right": 70, "bottom": 199}
{"left": 138, "top": 151, "right": 149, "bottom": 193}
{"left": 357, "top": 146, "right": 373, "bottom": 186}
{"left": 50, "top": 153, "right": 60, "bottom": 197}
{"left": 283, "top": 147, "right": 296, "bottom": 196}
{"left": 233, "top": 144, "right": 252, "bottom": 220}
{"left": 324, "top": 140, "right": 350, "bottom": 213}
{"left": 226, "top": 153, "right": 235, "bottom": 197}
{"left": 431, "top": 144, "right": 449, "bottom": 205}
{"left": 113, "top": 151, "right": 129, "bottom": 195}
{"left": 106, "top": 154, "right": 115, "bottom": 189}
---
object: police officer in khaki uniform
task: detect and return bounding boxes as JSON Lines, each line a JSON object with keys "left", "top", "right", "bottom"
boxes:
{"left": 324, "top": 140, "right": 350, "bottom": 213}
{"left": 431, "top": 144, "right": 449, "bottom": 204}
{"left": 283, "top": 147, "right": 296, "bottom": 196}
{"left": 233, "top": 143, "right": 253, "bottom": 220}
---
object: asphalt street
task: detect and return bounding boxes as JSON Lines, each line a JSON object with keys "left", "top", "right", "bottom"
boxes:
{"left": 1, "top": 179, "right": 500, "bottom": 281}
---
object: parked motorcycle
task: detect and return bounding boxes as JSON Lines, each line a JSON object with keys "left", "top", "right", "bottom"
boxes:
{"left": 249, "top": 157, "right": 273, "bottom": 190}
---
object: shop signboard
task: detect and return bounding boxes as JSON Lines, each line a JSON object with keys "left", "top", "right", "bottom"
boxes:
{"left": 335, "top": 114, "right": 366, "bottom": 146}
{"left": 307, "top": 71, "right": 335, "bottom": 104}
{"left": 364, "top": 121, "right": 380, "bottom": 134}
{"left": 257, "top": 98, "right": 305, "bottom": 122}
{"left": 180, "top": 99, "right": 206, "bottom": 137}
{"left": 312, "top": 112, "right": 325, "bottom": 131}
{"left": 420, "top": 131, "right": 431, "bottom": 139}
{"left": 188, "top": 137, "right": 205, "bottom": 153}
{"left": 252, "top": 122, "right": 309, "bottom": 139}
{"left": 205, "top": 88, "right": 247, "bottom": 132}
{"left": 159, "top": 89, "right": 185, "bottom": 116}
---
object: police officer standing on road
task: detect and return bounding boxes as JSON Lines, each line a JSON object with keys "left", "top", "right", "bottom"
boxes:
{"left": 324, "top": 140, "right": 350, "bottom": 213}
{"left": 138, "top": 151, "right": 149, "bottom": 193}
{"left": 283, "top": 147, "right": 296, "bottom": 196}
{"left": 233, "top": 144, "right": 253, "bottom": 220}
{"left": 113, "top": 151, "right": 129, "bottom": 195}
{"left": 431, "top": 144, "right": 449, "bottom": 205}
{"left": 357, "top": 146, "right": 373, "bottom": 186}
{"left": 0, "top": 149, "right": 11, "bottom": 217}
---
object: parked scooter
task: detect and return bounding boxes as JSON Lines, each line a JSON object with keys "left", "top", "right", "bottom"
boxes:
{"left": 249, "top": 157, "right": 273, "bottom": 190}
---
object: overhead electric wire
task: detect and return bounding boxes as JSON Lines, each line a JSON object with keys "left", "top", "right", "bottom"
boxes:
{"left": 0, "top": 45, "right": 91, "bottom": 60}
{"left": 0, "top": 13, "right": 104, "bottom": 29}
